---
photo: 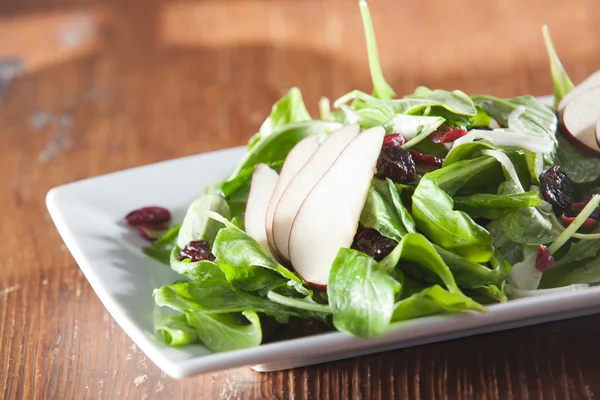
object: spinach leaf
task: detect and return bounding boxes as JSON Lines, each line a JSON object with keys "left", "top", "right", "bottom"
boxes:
{"left": 495, "top": 182, "right": 559, "bottom": 244}
{"left": 554, "top": 134, "right": 600, "bottom": 183}
{"left": 429, "top": 156, "right": 499, "bottom": 196}
{"left": 373, "top": 178, "right": 416, "bottom": 234}
{"left": 177, "top": 194, "right": 230, "bottom": 249}
{"left": 433, "top": 244, "right": 505, "bottom": 287}
{"left": 328, "top": 249, "right": 400, "bottom": 338}
{"left": 358, "top": 0, "right": 396, "bottom": 100}
{"left": 540, "top": 257, "right": 600, "bottom": 288}
{"left": 412, "top": 177, "right": 495, "bottom": 263}
{"left": 216, "top": 261, "right": 288, "bottom": 294}
{"left": 541, "top": 25, "right": 574, "bottom": 108}
{"left": 380, "top": 233, "right": 462, "bottom": 293}
{"left": 360, "top": 187, "right": 405, "bottom": 241}
{"left": 554, "top": 240, "right": 600, "bottom": 268}
{"left": 464, "top": 284, "right": 507, "bottom": 304}
{"left": 169, "top": 245, "right": 225, "bottom": 281}
{"left": 186, "top": 311, "right": 262, "bottom": 352}
{"left": 142, "top": 224, "right": 181, "bottom": 265}
{"left": 155, "top": 315, "right": 198, "bottom": 346}
{"left": 453, "top": 190, "right": 541, "bottom": 219}
{"left": 392, "top": 284, "right": 485, "bottom": 322}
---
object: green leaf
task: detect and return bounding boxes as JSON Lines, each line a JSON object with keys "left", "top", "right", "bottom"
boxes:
{"left": 155, "top": 315, "right": 198, "bottom": 346}
{"left": 169, "top": 245, "right": 225, "bottom": 281}
{"left": 358, "top": 0, "right": 396, "bottom": 100}
{"left": 328, "top": 249, "right": 400, "bottom": 338}
{"left": 554, "top": 134, "right": 600, "bottom": 184}
{"left": 430, "top": 155, "right": 499, "bottom": 196}
{"left": 453, "top": 190, "right": 542, "bottom": 219}
{"left": 256, "top": 87, "right": 311, "bottom": 141}
{"left": 216, "top": 260, "right": 288, "bottom": 294}
{"left": 412, "top": 177, "right": 495, "bottom": 263}
{"left": 539, "top": 256, "right": 600, "bottom": 288}
{"left": 554, "top": 240, "right": 600, "bottom": 268}
{"left": 142, "top": 224, "right": 182, "bottom": 265}
{"left": 392, "top": 285, "right": 486, "bottom": 322}
{"left": 177, "top": 194, "right": 230, "bottom": 249}
{"left": 186, "top": 311, "right": 262, "bottom": 352}
{"left": 464, "top": 284, "right": 507, "bottom": 304}
{"left": 433, "top": 244, "right": 505, "bottom": 288}
{"left": 541, "top": 25, "right": 574, "bottom": 108}
{"left": 380, "top": 233, "right": 463, "bottom": 293}
{"left": 360, "top": 187, "right": 405, "bottom": 241}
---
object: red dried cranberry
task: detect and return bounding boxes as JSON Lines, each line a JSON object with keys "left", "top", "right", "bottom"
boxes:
{"left": 137, "top": 223, "right": 168, "bottom": 241}
{"left": 383, "top": 133, "right": 407, "bottom": 146}
{"left": 179, "top": 240, "right": 216, "bottom": 262}
{"left": 539, "top": 166, "right": 580, "bottom": 210}
{"left": 429, "top": 124, "right": 468, "bottom": 143}
{"left": 376, "top": 143, "right": 416, "bottom": 183}
{"left": 560, "top": 214, "right": 598, "bottom": 230}
{"left": 352, "top": 228, "right": 398, "bottom": 261}
{"left": 408, "top": 150, "right": 444, "bottom": 169}
{"left": 535, "top": 245, "right": 554, "bottom": 272}
{"left": 289, "top": 318, "right": 326, "bottom": 336}
{"left": 565, "top": 194, "right": 600, "bottom": 220}
{"left": 125, "top": 206, "right": 171, "bottom": 227}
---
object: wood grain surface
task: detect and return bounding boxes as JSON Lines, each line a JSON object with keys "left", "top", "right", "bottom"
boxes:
{"left": 1, "top": 0, "right": 600, "bottom": 398}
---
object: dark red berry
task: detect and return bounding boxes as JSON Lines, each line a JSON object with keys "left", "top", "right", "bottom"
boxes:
{"left": 539, "top": 166, "right": 580, "bottom": 210}
{"left": 376, "top": 143, "right": 416, "bottom": 183}
{"left": 137, "top": 223, "right": 168, "bottom": 241}
{"left": 289, "top": 317, "right": 326, "bottom": 336}
{"left": 408, "top": 150, "right": 444, "bottom": 169}
{"left": 179, "top": 240, "right": 216, "bottom": 262}
{"left": 125, "top": 206, "right": 171, "bottom": 227}
{"left": 352, "top": 228, "right": 398, "bottom": 261}
{"left": 565, "top": 194, "right": 600, "bottom": 220}
{"left": 560, "top": 214, "right": 598, "bottom": 230}
{"left": 535, "top": 244, "right": 554, "bottom": 272}
{"left": 383, "top": 133, "right": 407, "bottom": 146}
{"left": 429, "top": 124, "right": 468, "bottom": 143}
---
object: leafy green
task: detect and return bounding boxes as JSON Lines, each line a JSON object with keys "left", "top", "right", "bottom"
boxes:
{"left": 554, "top": 134, "right": 600, "bottom": 183}
{"left": 540, "top": 251, "right": 600, "bottom": 288}
{"left": 392, "top": 284, "right": 485, "bottom": 322}
{"left": 412, "top": 176, "right": 495, "bottom": 263}
{"left": 142, "top": 224, "right": 181, "bottom": 265}
{"left": 254, "top": 87, "right": 311, "bottom": 144}
{"left": 430, "top": 156, "right": 500, "bottom": 196}
{"left": 216, "top": 260, "right": 288, "bottom": 294}
{"left": 169, "top": 246, "right": 225, "bottom": 281}
{"left": 554, "top": 240, "right": 600, "bottom": 268}
{"left": 373, "top": 178, "right": 416, "bottom": 233}
{"left": 464, "top": 284, "right": 507, "bottom": 304}
{"left": 187, "top": 311, "right": 262, "bottom": 352}
{"left": 177, "top": 194, "right": 230, "bottom": 248}
{"left": 541, "top": 25, "right": 574, "bottom": 108}
{"left": 453, "top": 190, "right": 541, "bottom": 219}
{"left": 358, "top": 0, "right": 396, "bottom": 100}
{"left": 433, "top": 244, "right": 505, "bottom": 287}
{"left": 360, "top": 187, "right": 405, "bottom": 241}
{"left": 328, "top": 249, "right": 400, "bottom": 338}
{"left": 155, "top": 315, "right": 198, "bottom": 346}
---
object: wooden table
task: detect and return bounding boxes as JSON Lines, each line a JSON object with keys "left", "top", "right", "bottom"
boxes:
{"left": 2, "top": 0, "right": 600, "bottom": 398}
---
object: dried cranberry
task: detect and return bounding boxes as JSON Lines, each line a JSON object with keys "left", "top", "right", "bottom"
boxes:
{"left": 289, "top": 318, "right": 326, "bottom": 336}
{"left": 559, "top": 214, "right": 598, "bottom": 230}
{"left": 376, "top": 143, "right": 416, "bottom": 183}
{"left": 539, "top": 166, "right": 580, "bottom": 210}
{"left": 179, "top": 240, "right": 216, "bottom": 262}
{"left": 383, "top": 133, "right": 407, "bottom": 146}
{"left": 429, "top": 124, "right": 468, "bottom": 143}
{"left": 535, "top": 245, "right": 554, "bottom": 272}
{"left": 352, "top": 228, "right": 398, "bottom": 261}
{"left": 137, "top": 223, "right": 168, "bottom": 241}
{"left": 409, "top": 150, "right": 444, "bottom": 169}
{"left": 565, "top": 195, "right": 600, "bottom": 220}
{"left": 125, "top": 206, "right": 171, "bottom": 227}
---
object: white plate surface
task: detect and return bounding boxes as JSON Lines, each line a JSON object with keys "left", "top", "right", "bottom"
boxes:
{"left": 47, "top": 116, "right": 600, "bottom": 379}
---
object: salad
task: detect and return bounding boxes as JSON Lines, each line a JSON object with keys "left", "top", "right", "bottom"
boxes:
{"left": 125, "top": 0, "right": 600, "bottom": 352}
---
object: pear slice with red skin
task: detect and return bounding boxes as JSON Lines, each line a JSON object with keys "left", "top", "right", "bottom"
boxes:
{"left": 245, "top": 163, "right": 279, "bottom": 255}
{"left": 265, "top": 135, "right": 319, "bottom": 259}
{"left": 596, "top": 118, "right": 600, "bottom": 149}
{"left": 288, "top": 126, "right": 385, "bottom": 288}
{"left": 561, "top": 86, "right": 600, "bottom": 157}
{"left": 271, "top": 124, "right": 360, "bottom": 261}
{"left": 558, "top": 70, "right": 600, "bottom": 117}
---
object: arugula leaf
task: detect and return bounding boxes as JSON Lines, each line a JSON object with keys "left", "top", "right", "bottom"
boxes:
{"left": 412, "top": 176, "right": 495, "bottom": 263}
{"left": 328, "top": 249, "right": 400, "bottom": 338}
{"left": 177, "top": 194, "right": 230, "bottom": 249}
{"left": 169, "top": 246, "right": 225, "bottom": 281}
{"left": 155, "top": 315, "right": 198, "bottom": 346}
{"left": 187, "top": 311, "right": 262, "bottom": 352}
{"left": 554, "top": 134, "right": 600, "bottom": 183}
{"left": 463, "top": 284, "right": 507, "bottom": 304}
{"left": 360, "top": 187, "right": 406, "bottom": 241}
{"left": 373, "top": 178, "right": 416, "bottom": 233}
{"left": 359, "top": 0, "right": 396, "bottom": 100}
{"left": 433, "top": 244, "right": 505, "bottom": 287}
{"left": 392, "top": 284, "right": 485, "bottom": 322}
{"left": 216, "top": 260, "right": 288, "bottom": 295}
{"left": 554, "top": 240, "right": 600, "bottom": 268}
{"left": 540, "top": 253, "right": 600, "bottom": 288}
{"left": 453, "top": 190, "right": 541, "bottom": 219}
{"left": 142, "top": 224, "right": 181, "bottom": 265}
{"left": 541, "top": 25, "right": 574, "bottom": 108}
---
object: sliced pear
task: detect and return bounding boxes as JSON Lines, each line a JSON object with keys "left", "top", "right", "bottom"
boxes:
{"left": 271, "top": 124, "right": 360, "bottom": 260}
{"left": 288, "top": 126, "right": 385, "bottom": 287}
{"left": 596, "top": 118, "right": 600, "bottom": 149}
{"left": 265, "top": 135, "right": 319, "bottom": 257}
{"left": 558, "top": 69, "right": 600, "bottom": 117}
{"left": 245, "top": 163, "right": 279, "bottom": 254}
{"left": 562, "top": 86, "right": 600, "bottom": 157}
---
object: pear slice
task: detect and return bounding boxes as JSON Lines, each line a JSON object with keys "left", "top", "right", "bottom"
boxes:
{"left": 562, "top": 86, "right": 600, "bottom": 157}
{"left": 265, "top": 135, "right": 319, "bottom": 258}
{"left": 558, "top": 70, "right": 600, "bottom": 117}
{"left": 271, "top": 124, "right": 360, "bottom": 260}
{"left": 596, "top": 118, "right": 600, "bottom": 149}
{"left": 288, "top": 126, "right": 385, "bottom": 287}
{"left": 244, "top": 163, "right": 279, "bottom": 254}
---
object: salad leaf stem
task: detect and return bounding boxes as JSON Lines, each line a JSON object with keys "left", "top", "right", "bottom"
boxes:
{"left": 266, "top": 291, "right": 332, "bottom": 314}
{"left": 548, "top": 195, "right": 600, "bottom": 254}
{"left": 541, "top": 25, "right": 574, "bottom": 108}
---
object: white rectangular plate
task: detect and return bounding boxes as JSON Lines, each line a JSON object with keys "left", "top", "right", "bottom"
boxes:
{"left": 47, "top": 134, "right": 600, "bottom": 380}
